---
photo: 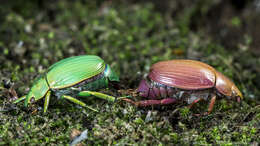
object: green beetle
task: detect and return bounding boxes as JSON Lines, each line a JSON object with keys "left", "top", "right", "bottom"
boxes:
{"left": 14, "top": 55, "right": 119, "bottom": 113}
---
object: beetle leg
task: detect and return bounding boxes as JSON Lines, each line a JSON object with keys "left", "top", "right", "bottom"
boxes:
{"left": 147, "top": 87, "right": 151, "bottom": 98}
{"left": 194, "top": 95, "right": 217, "bottom": 116}
{"left": 13, "top": 95, "right": 26, "bottom": 103}
{"left": 61, "top": 95, "right": 98, "bottom": 112}
{"left": 206, "top": 94, "right": 216, "bottom": 114}
{"left": 78, "top": 91, "right": 116, "bottom": 102}
{"left": 188, "top": 98, "right": 203, "bottom": 109}
{"left": 122, "top": 98, "right": 177, "bottom": 107}
{"left": 43, "top": 91, "right": 51, "bottom": 113}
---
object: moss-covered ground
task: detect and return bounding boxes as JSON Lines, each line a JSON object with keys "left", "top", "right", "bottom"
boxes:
{"left": 0, "top": 0, "right": 259, "bottom": 145}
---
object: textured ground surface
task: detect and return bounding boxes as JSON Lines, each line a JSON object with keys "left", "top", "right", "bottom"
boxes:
{"left": 0, "top": 0, "right": 259, "bottom": 145}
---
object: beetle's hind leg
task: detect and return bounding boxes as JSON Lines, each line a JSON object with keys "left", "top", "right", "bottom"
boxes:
{"left": 61, "top": 94, "right": 98, "bottom": 112}
{"left": 122, "top": 98, "right": 177, "bottom": 107}
{"left": 77, "top": 91, "right": 116, "bottom": 102}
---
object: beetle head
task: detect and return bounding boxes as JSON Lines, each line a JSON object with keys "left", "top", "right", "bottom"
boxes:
{"left": 25, "top": 74, "right": 50, "bottom": 107}
{"left": 104, "top": 64, "right": 119, "bottom": 82}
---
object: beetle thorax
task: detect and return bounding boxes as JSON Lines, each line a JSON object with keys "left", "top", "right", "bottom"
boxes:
{"left": 215, "top": 71, "right": 242, "bottom": 101}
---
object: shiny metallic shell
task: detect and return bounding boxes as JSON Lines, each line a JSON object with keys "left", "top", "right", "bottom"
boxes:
{"left": 148, "top": 60, "right": 217, "bottom": 90}
{"left": 47, "top": 55, "right": 105, "bottom": 89}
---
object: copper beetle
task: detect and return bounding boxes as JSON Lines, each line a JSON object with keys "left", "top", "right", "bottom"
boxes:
{"left": 123, "top": 60, "right": 243, "bottom": 115}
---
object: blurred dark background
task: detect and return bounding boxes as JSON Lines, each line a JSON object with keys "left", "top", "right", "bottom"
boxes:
{"left": 1, "top": 0, "right": 260, "bottom": 54}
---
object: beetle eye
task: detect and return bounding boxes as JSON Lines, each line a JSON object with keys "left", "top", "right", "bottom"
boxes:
{"left": 30, "top": 97, "right": 35, "bottom": 103}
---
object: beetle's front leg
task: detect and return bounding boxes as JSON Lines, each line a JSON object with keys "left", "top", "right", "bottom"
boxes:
{"left": 78, "top": 91, "right": 116, "bottom": 102}
{"left": 43, "top": 91, "right": 51, "bottom": 113}
{"left": 122, "top": 98, "right": 177, "bottom": 107}
{"left": 13, "top": 95, "right": 27, "bottom": 103}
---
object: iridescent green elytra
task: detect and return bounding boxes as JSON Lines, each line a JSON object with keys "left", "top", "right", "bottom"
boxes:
{"left": 14, "top": 55, "right": 119, "bottom": 112}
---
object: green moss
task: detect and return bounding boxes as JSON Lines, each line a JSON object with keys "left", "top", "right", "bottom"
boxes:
{"left": 0, "top": 0, "right": 259, "bottom": 145}
{"left": 231, "top": 17, "right": 242, "bottom": 27}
